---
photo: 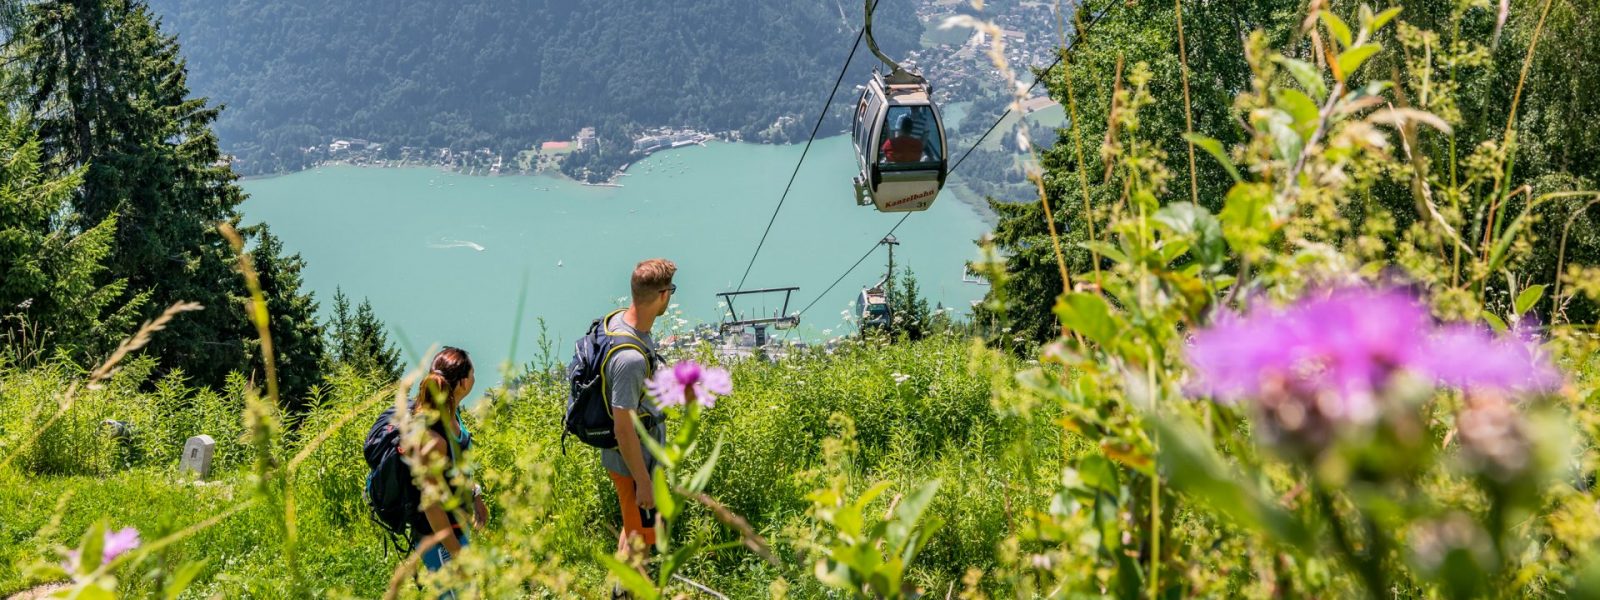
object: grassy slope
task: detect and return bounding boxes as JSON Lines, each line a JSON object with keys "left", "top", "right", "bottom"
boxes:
{"left": 0, "top": 335, "right": 1053, "bottom": 598}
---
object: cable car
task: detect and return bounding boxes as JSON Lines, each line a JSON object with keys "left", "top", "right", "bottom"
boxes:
{"left": 854, "top": 283, "right": 891, "bottom": 331}
{"left": 851, "top": 1, "right": 947, "bottom": 213}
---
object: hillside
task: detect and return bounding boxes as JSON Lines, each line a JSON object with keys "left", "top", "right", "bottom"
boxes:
{"left": 145, "top": 0, "right": 921, "bottom": 174}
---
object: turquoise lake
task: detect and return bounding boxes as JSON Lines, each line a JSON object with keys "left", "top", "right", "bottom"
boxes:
{"left": 241, "top": 136, "right": 992, "bottom": 371}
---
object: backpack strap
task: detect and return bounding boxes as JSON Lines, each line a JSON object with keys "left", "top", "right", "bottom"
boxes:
{"left": 598, "top": 309, "right": 661, "bottom": 423}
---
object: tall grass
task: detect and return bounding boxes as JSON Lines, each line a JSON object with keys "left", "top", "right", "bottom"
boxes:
{"left": 0, "top": 334, "right": 1045, "bottom": 596}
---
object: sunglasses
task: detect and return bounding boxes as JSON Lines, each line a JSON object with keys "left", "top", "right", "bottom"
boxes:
{"left": 661, "top": 284, "right": 678, "bottom": 295}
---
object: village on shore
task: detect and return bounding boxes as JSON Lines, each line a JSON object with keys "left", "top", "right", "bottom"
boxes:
{"left": 284, "top": 0, "right": 1063, "bottom": 189}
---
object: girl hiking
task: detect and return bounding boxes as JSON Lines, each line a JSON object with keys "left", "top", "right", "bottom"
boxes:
{"left": 409, "top": 347, "right": 488, "bottom": 583}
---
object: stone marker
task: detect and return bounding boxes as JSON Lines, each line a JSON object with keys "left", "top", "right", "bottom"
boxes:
{"left": 181, "top": 435, "right": 215, "bottom": 479}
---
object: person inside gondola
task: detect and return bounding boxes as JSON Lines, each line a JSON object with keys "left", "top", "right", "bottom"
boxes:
{"left": 881, "top": 114, "right": 925, "bottom": 163}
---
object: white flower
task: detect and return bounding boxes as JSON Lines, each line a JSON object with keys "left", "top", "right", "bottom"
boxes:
{"left": 891, "top": 372, "right": 911, "bottom": 385}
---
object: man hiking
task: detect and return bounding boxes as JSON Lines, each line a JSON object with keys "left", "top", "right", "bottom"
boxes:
{"left": 602, "top": 259, "right": 676, "bottom": 554}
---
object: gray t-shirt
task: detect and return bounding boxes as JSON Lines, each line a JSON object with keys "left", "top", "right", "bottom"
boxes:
{"left": 600, "top": 313, "right": 666, "bottom": 478}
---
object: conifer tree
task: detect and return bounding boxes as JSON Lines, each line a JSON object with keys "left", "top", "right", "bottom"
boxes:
{"left": 326, "top": 287, "right": 402, "bottom": 382}
{"left": 9, "top": 0, "right": 325, "bottom": 389}
{"left": 0, "top": 109, "right": 141, "bottom": 363}
{"left": 247, "top": 225, "right": 325, "bottom": 408}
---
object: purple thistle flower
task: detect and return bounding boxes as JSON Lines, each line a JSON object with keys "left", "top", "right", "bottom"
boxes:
{"left": 1188, "top": 285, "right": 1560, "bottom": 426}
{"left": 102, "top": 527, "right": 140, "bottom": 563}
{"left": 63, "top": 527, "right": 140, "bottom": 572}
{"left": 1417, "top": 325, "right": 1562, "bottom": 392}
{"left": 1188, "top": 286, "right": 1430, "bottom": 419}
{"left": 646, "top": 360, "right": 731, "bottom": 408}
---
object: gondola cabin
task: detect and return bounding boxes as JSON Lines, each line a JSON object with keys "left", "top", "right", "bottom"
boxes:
{"left": 854, "top": 284, "right": 890, "bottom": 331}
{"left": 852, "top": 72, "right": 947, "bottom": 213}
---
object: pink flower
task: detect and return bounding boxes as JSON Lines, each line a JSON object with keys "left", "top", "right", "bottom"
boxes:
{"left": 1187, "top": 285, "right": 1563, "bottom": 460}
{"left": 103, "top": 527, "right": 140, "bottom": 563}
{"left": 1188, "top": 285, "right": 1561, "bottom": 426}
{"left": 1417, "top": 325, "right": 1562, "bottom": 392}
{"left": 1188, "top": 286, "right": 1432, "bottom": 412}
{"left": 63, "top": 527, "right": 141, "bottom": 572}
{"left": 646, "top": 360, "right": 732, "bottom": 408}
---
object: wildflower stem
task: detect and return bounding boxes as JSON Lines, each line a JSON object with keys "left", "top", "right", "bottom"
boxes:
{"left": 1146, "top": 354, "right": 1161, "bottom": 599}
{"left": 1314, "top": 487, "right": 1386, "bottom": 599}
{"left": 385, "top": 528, "right": 454, "bottom": 600}
{"left": 1059, "top": 0, "right": 1101, "bottom": 284}
{"left": 1552, "top": 197, "right": 1600, "bottom": 322}
{"left": 1175, "top": 0, "right": 1198, "bottom": 206}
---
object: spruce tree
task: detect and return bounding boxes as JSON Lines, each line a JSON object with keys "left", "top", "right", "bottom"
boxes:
{"left": 247, "top": 225, "right": 326, "bottom": 409}
{"left": 326, "top": 287, "right": 402, "bottom": 382}
{"left": 10, "top": 0, "right": 325, "bottom": 390}
{"left": 0, "top": 109, "right": 142, "bottom": 363}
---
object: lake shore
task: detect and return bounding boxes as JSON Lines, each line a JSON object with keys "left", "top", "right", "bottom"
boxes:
{"left": 240, "top": 137, "right": 994, "bottom": 370}
{"left": 243, "top": 141, "right": 1002, "bottom": 226}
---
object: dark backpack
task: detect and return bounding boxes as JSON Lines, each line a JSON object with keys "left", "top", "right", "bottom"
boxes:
{"left": 363, "top": 406, "right": 420, "bottom": 552}
{"left": 565, "top": 310, "right": 659, "bottom": 450}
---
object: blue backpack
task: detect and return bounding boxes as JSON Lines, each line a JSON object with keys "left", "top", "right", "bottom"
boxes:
{"left": 565, "top": 309, "right": 659, "bottom": 450}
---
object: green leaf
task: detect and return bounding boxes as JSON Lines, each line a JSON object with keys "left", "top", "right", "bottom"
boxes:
{"left": 854, "top": 480, "right": 894, "bottom": 510}
{"left": 652, "top": 465, "right": 677, "bottom": 523}
{"left": 596, "top": 551, "right": 660, "bottom": 600}
{"left": 1082, "top": 240, "right": 1129, "bottom": 265}
{"left": 1077, "top": 454, "right": 1120, "bottom": 495}
{"left": 1053, "top": 292, "right": 1123, "bottom": 347}
{"left": 1220, "top": 183, "right": 1274, "bottom": 255}
{"left": 1156, "top": 418, "right": 1314, "bottom": 550}
{"left": 1274, "top": 57, "right": 1328, "bottom": 101}
{"left": 1336, "top": 44, "right": 1381, "bottom": 79}
{"left": 1158, "top": 240, "right": 1191, "bottom": 265}
{"left": 1182, "top": 133, "right": 1242, "bottom": 183}
{"left": 165, "top": 560, "right": 208, "bottom": 600}
{"left": 686, "top": 438, "right": 723, "bottom": 493}
{"left": 1264, "top": 110, "right": 1304, "bottom": 163}
{"left": 815, "top": 559, "right": 857, "bottom": 591}
{"left": 1319, "top": 11, "right": 1353, "bottom": 49}
{"left": 1276, "top": 88, "right": 1321, "bottom": 141}
{"left": 1155, "top": 202, "right": 1226, "bottom": 268}
{"left": 1515, "top": 285, "right": 1547, "bottom": 316}
{"left": 631, "top": 412, "right": 675, "bottom": 469}
{"left": 1370, "top": 6, "right": 1403, "bottom": 31}
{"left": 657, "top": 541, "right": 701, "bottom": 588}
{"left": 900, "top": 514, "right": 945, "bottom": 567}
{"left": 79, "top": 521, "right": 106, "bottom": 577}
{"left": 887, "top": 479, "right": 942, "bottom": 550}
{"left": 1483, "top": 311, "right": 1508, "bottom": 333}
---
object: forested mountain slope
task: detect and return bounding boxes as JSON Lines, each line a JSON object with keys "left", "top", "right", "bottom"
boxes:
{"left": 146, "top": 0, "right": 920, "bottom": 173}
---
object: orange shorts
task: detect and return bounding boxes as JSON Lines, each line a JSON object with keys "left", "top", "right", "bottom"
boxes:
{"left": 608, "top": 471, "right": 658, "bottom": 546}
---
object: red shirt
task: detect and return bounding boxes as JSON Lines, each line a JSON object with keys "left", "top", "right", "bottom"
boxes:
{"left": 881, "top": 136, "right": 924, "bottom": 163}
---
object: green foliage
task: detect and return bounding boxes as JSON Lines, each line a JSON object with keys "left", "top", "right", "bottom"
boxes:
{"left": 985, "top": 0, "right": 1600, "bottom": 338}
{"left": 0, "top": 109, "right": 140, "bottom": 363}
{"left": 0, "top": 334, "right": 1041, "bottom": 597}
{"left": 801, "top": 415, "right": 945, "bottom": 599}
{"left": 972, "top": 2, "right": 1600, "bottom": 597}
{"left": 324, "top": 288, "right": 402, "bottom": 382}
{"left": 8, "top": 1, "right": 1600, "bottom": 598}
{"left": 881, "top": 268, "right": 949, "bottom": 342}
{"left": 6, "top": 0, "right": 326, "bottom": 392}
{"left": 244, "top": 226, "right": 325, "bottom": 410}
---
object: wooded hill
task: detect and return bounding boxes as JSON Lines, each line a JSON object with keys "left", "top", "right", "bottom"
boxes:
{"left": 146, "top": 0, "right": 921, "bottom": 174}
